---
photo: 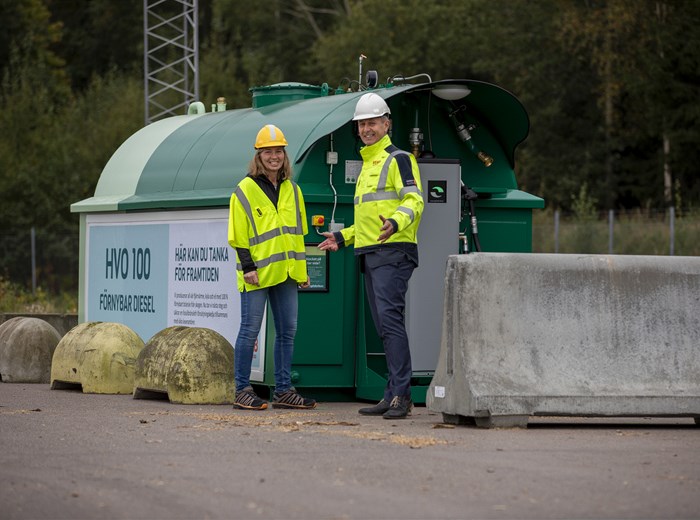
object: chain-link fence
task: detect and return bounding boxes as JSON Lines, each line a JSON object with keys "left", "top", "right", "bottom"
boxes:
{"left": 533, "top": 208, "right": 700, "bottom": 256}
{"left": 0, "top": 229, "right": 80, "bottom": 293}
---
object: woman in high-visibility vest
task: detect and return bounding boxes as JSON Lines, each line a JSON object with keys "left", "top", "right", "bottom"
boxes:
{"left": 228, "top": 124, "right": 315, "bottom": 410}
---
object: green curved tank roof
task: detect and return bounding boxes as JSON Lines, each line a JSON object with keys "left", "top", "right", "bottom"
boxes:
{"left": 72, "top": 79, "right": 532, "bottom": 213}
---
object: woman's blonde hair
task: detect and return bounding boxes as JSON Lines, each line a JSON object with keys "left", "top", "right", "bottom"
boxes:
{"left": 248, "top": 150, "right": 292, "bottom": 182}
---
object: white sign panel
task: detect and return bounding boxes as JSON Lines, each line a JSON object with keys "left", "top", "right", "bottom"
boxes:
{"left": 85, "top": 209, "right": 266, "bottom": 381}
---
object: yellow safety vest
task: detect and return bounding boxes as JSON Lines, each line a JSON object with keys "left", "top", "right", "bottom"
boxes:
{"left": 228, "top": 177, "right": 308, "bottom": 292}
{"left": 340, "top": 134, "right": 424, "bottom": 250}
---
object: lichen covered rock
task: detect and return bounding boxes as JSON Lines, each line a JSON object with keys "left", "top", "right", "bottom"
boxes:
{"left": 50, "top": 322, "right": 144, "bottom": 394}
{"left": 134, "top": 326, "right": 235, "bottom": 404}
{"left": 133, "top": 326, "right": 234, "bottom": 404}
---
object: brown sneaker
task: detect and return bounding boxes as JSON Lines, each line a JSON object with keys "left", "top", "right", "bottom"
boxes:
{"left": 271, "top": 388, "right": 317, "bottom": 409}
{"left": 233, "top": 387, "right": 268, "bottom": 410}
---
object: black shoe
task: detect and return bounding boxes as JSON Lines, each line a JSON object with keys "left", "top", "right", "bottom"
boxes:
{"left": 358, "top": 399, "right": 390, "bottom": 416}
{"left": 383, "top": 396, "right": 413, "bottom": 420}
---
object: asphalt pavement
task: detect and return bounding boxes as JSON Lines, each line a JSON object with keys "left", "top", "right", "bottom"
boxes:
{"left": 1, "top": 383, "right": 699, "bottom": 520}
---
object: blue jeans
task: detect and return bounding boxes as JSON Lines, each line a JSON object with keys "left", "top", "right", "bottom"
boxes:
{"left": 234, "top": 277, "right": 298, "bottom": 393}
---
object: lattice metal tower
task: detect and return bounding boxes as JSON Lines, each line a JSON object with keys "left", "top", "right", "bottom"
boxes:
{"left": 143, "top": 0, "right": 199, "bottom": 125}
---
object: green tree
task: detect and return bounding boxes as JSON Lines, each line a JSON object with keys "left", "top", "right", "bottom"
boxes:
{"left": 310, "top": 0, "right": 483, "bottom": 88}
{"left": 462, "top": 0, "right": 605, "bottom": 211}
{"left": 0, "top": 67, "right": 142, "bottom": 290}
{"left": 0, "top": 0, "right": 143, "bottom": 290}
{"left": 556, "top": 0, "right": 700, "bottom": 209}
{"left": 199, "top": 0, "right": 350, "bottom": 108}
{"left": 309, "top": 0, "right": 609, "bottom": 211}
{"left": 49, "top": 0, "right": 143, "bottom": 90}
{"left": 0, "top": 0, "right": 66, "bottom": 82}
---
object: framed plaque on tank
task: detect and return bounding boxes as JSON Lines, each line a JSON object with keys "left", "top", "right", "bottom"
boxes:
{"left": 301, "top": 244, "right": 329, "bottom": 292}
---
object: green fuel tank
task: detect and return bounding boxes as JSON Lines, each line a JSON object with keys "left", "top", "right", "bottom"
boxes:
{"left": 72, "top": 79, "right": 543, "bottom": 402}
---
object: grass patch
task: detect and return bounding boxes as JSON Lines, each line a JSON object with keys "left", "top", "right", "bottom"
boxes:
{"left": 532, "top": 209, "right": 700, "bottom": 256}
{"left": 0, "top": 277, "right": 77, "bottom": 313}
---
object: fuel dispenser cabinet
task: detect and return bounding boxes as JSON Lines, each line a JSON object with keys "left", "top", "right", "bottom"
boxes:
{"left": 354, "top": 159, "right": 462, "bottom": 402}
{"left": 408, "top": 160, "right": 461, "bottom": 374}
{"left": 72, "top": 78, "right": 543, "bottom": 404}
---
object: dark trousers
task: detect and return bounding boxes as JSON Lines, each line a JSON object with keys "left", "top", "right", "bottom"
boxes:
{"left": 363, "top": 259, "right": 415, "bottom": 400}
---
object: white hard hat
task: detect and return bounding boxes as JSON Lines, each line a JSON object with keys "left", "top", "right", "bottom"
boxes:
{"left": 352, "top": 92, "right": 391, "bottom": 121}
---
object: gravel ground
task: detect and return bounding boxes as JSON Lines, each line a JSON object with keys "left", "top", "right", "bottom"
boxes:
{"left": 1, "top": 383, "right": 699, "bottom": 520}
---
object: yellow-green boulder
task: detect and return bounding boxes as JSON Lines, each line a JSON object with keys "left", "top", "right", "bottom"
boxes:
{"left": 51, "top": 322, "right": 144, "bottom": 394}
{"left": 133, "top": 326, "right": 234, "bottom": 404}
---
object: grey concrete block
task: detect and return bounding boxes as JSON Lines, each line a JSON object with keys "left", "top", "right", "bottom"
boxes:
{"left": 0, "top": 317, "right": 61, "bottom": 383}
{"left": 0, "top": 313, "right": 78, "bottom": 337}
{"left": 427, "top": 253, "right": 700, "bottom": 428}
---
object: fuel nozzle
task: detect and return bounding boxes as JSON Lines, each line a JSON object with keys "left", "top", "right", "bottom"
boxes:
{"left": 448, "top": 107, "right": 494, "bottom": 167}
{"left": 460, "top": 181, "right": 482, "bottom": 253}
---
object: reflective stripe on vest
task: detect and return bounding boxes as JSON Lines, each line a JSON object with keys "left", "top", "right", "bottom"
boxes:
{"left": 355, "top": 150, "right": 419, "bottom": 224}
{"left": 235, "top": 181, "right": 304, "bottom": 247}
{"left": 234, "top": 180, "right": 305, "bottom": 274}
{"left": 236, "top": 249, "right": 306, "bottom": 271}
{"left": 397, "top": 205, "right": 415, "bottom": 221}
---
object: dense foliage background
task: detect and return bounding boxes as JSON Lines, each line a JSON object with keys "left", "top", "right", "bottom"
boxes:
{"left": 1, "top": 0, "right": 699, "bottom": 296}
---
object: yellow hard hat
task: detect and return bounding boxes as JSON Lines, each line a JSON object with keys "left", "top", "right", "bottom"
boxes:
{"left": 254, "top": 124, "right": 288, "bottom": 149}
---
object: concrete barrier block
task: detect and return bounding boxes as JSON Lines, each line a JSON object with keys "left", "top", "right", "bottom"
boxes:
{"left": 0, "top": 313, "right": 78, "bottom": 337}
{"left": 427, "top": 253, "right": 700, "bottom": 428}
{"left": 0, "top": 317, "right": 61, "bottom": 383}
{"left": 133, "top": 326, "right": 234, "bottom": 404}
{"left": 50, "top": 322, "right": 144, "bottom": 394}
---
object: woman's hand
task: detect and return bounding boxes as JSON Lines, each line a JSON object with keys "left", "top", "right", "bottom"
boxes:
{"left": 243, "top": 270, "right": 260, "bottom": 286}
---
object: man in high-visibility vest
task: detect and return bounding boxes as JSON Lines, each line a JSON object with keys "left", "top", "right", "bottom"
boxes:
{"left": 319, "top": 93, "right": 424, "bottom": 419}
